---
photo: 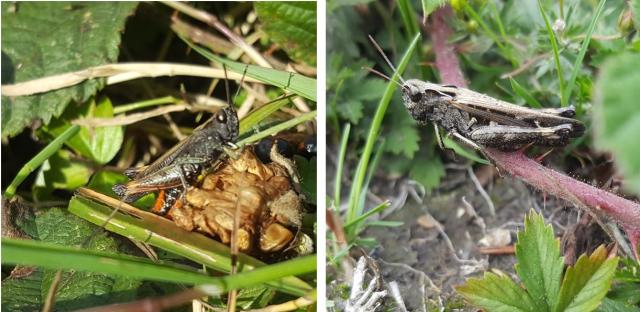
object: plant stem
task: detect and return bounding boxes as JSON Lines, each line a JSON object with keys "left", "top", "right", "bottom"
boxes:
{"left": 4, "top": 125, "right": 80, "bottom": 199}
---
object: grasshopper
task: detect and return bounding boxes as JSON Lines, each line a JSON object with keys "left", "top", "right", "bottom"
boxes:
{"left": 113, "top": 106, "right": 239, "bottom": 211}
{"left": 369, "top": 36, "right": 584, "bottom": 151}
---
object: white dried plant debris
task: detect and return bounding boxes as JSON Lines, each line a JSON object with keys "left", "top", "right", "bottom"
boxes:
{"left": 388, "top": 281, "right": 408, "bottom": 312}
{"left": 478, "top": 228, "right": 511, "bottom": 247}
{"left": 345, "top": 257, "right": 387, "bottom": 312}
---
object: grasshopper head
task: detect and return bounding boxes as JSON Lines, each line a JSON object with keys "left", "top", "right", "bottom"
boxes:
{"left": 210, "top": 106, "right": 239, "bottom": 144}
{"left": 401, "top": 79, "right": 449, "bottom": 124}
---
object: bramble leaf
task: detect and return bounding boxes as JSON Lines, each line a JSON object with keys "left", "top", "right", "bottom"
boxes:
{"left": 255, "top": 2, "right": 316, "bottom": 66}
{"left": 1, "top": 2, "right": 137, "bottom": 138}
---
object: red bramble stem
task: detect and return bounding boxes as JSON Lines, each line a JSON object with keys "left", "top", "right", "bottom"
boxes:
{"left": 428, "top": 5, "right": 640, "bottom": 258}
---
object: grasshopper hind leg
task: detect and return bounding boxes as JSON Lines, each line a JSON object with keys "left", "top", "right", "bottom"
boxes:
{"left": 112, "top": 184, "right": 147, "bottom": 203}
{"left": 469, "top": 124, "right": 575, "bottom": 150}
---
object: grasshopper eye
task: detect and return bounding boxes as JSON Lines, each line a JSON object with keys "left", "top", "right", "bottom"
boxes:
{"left": 216, "top": 113, "right": 227, "bottom": 123}
{"left": 410, "top": 90, "right": 423, "bottom": 102}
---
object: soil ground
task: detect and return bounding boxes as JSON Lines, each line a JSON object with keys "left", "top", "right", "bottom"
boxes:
{"left": 329, "top": 161, "right": 595, "bottom": 311}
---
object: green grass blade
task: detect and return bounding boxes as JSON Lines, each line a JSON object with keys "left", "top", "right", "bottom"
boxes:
{"left": 345, "top": 34, "right": 420, "bottom": 226}
{"left": 509, "top": 78, "right": 543, "bottom": 108}
{"left": 2, "top": 237, "right": 225, "bottom": 285}
{"left": 562, "top": 0, "right": 607, "bottom": 108}
{"left": 180, "top": 36, "right": 316, "bottom": 102}
{"left": 239, "top": 94, "right": 295, "bottom": 135}
{"left": 236, "top": 110, "right": 316, "bottom": 146}
{"left": 343, "top": 200, "right": 390, "bottom": 230}
{"left": 113, "top": 96, "right": 179, "bottom": 114}
{"left": 443, "top": 137, "right": 490, "bottom": 165}
{"left": 333, "top": 123, "right": 351, "bottom": 209}
{"left": 68, "top": 190, "right": 311, "bottom": 296}
{"left": 539, "top": 0, "right": 565, "bottom": 104}
{"left": 464, "top": 2, "right": 513, "bottom": 65}
{"left": 397, "top": 0, "right": 420, "bottom": 39}
{"left": 4, "top": 125, "right": 81, "bottom": 198}
{"left": 2, "top": 238, "right": 316, "bottom": 293}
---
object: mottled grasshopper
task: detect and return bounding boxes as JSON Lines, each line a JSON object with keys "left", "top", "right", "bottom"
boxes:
{"left": 369, "top": 36, "right": 584, "bottom": 151}
{"left": 113, "top": 106, "right": 239, "bottom": 211}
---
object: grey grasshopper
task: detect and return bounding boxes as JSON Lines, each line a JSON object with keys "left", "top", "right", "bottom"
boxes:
{"left": 113, "top": 106, "right": 239, "bottom": 212}
{"left": 370, "top": 36, "right": 584, "bottom": 151}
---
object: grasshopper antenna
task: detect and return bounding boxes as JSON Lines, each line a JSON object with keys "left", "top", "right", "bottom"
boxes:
{"left": 363, "top": 66, "right": 404, "bottom": 88}
{"left": 234, "top": 65, "right": 248, "bottom": 103}
{"left": 223, "top": 64, "right": 232, "bottom": 108}
{"left": 368, "top": 35, "right": 406, "bottom": 84}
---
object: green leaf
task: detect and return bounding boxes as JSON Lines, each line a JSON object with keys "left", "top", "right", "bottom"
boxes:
{"left": 632, "top": 0, "right": 640, "bottom": 30}
{"left": 596, "top": 298, "right": 640, "bottom": 312}
{"left": 562, "top": 0, "right": 606, "bottom": 108}
{"left": 32, "top": 149, "right": 92, "bottom": 199}
{"left": 443, "top": 136, "right": 490, "bottom": 165}
{"left": 338, "top": 100, "right": 364, "bottom": 123}
{"left": 410, "top": 155, "right": 445, "bottom": 191}
{"left": 538, "top": 0, "right": 565, "bottom": 105}
{"left": 255, "top": 2, "right": 316, "bottom": 66}
{"left": 296, "top": 155, "right": 317, "bottom": 205}
{"left": 327, "top": 0, "right": 376, "bottom": 11}
{"left": 239, "top": 95, "right": 294, "bottom": 135}
{"left": 1, "top": 2, "right": 138, "bottom": 138}
{"left": 554, "top": 246, "right": 618, "bottom": 312}
{"left": 386, "top": 124, "right": 420, "bottom": 158}
{"left": 509, "top": 78, "right": 543, "bottom": 108}
{"left": 236, "top": 286, "right": 276, "bottom": 310}
{"left": 515, "top": 210, "right": 564, "bottom": 311}
{"left": 182, "top": 39, "right": 316, "bottom": 102}
{"left": 2, "top": 238, "right": 317, "bottom": 295}
{"left": 421, "top": 0, "right": 447, "bottom": 19}
{"left": 593, "top": 52, "right": 640, "bottom": 195}
{"left": 1, "top": 270, "right": 44, "bottom": 311}
{"left": 456, "top": 271, "right": 537, "bottom": 312}
{"left": 43, "top": 97, "right": 124, "bottom": 164}
{"left": 3, "top": 125, "right": 80, "bottom": 199}
{"left": 36, "top": 208, "right": 140, "bottom": 310}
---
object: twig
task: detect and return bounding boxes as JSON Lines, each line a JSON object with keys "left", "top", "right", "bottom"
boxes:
{"left": 244, "top": 289, "right": 316, "bottom": 312}
{"left": 467, "top": 167, "right": 495, "bottom": 216}
{"left": 72, "top": 105, "right": 190, "bottom": 128}
{"left": 162, "top": 113, "right": 186, "bottom": 141}
{"left": 500, "top": 53, "right": 550, "bottom": 79}
{"left": 345, "top": 257, "right": 387, "bottom": 312}
{"left": 42, "top": 271, "right": 62, "bottom": 312}
{"left": 1, "top": 63, "right": 259, "bottom": 97}
{"left": 461, "top": 196, "right": 486, "bottom": 233}
{"left": 162, "top": 1, "right": 272, "bottom": 68}
{"left": 478, "top": 245, "right": 516, "bottom": 255}
{"left": 388, "top": 281, "right": 408, "bottom": 312}
{"left": 74, "top": 288, "right": 207, "bottom": 312}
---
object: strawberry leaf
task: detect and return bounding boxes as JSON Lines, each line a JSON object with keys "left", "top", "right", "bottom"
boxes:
{"left": 515, "top": 210, "right": 564, "bottom": 311}
{"left": 456, "top": 270, "right": 537, "bottom": 312}
{"left": 554, "top": 246, "right": 618, "bottom": 312}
